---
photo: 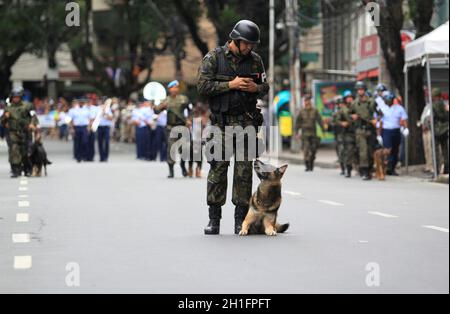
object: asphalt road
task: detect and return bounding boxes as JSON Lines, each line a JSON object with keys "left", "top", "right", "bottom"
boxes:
{"left": 0, "top": 139, "right": 448, "bottom": 294}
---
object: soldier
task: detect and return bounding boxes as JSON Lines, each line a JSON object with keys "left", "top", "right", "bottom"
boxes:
{"left": 332, "top": 96, "right": 348, "bottom": 175}
{"left": 431, "top": 88, "right": 449, "bottom": 175}
{"left": 295, "top": 95, "right": 325, "bottom": 172}
{"left": 155, "top": 80, "right": 191, "bottom": 178}
{"left": 0, "top": 100, "right": 6, "bottom": 140}
{"left": 335, "top": 91, "right": 356, "bottom": 178}
{"left": 350, "top": 81, "right": 378, "bottom": 181}
{"left": 198, "top": 20, "right": 268, "bottom": 235}
{"left": 0, "top": 87, "right": 39, "bottom": 178}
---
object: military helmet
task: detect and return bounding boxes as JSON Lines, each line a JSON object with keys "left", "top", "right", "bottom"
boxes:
{"left": 355, "top": 81, "right": 367, "bottom": 91}
{"left": 432, "top": 87, "right": 442, "bottom": 97}
{"left": 335, "top": 95, "right": 344, "bottom": 104}
{"left": 376, "top": 83, "right": 387, "bottom": 92}
{"left": 10, "top": 86, "right": 24, "bottom": 97}
{"left": 230, "top": 20, "right": 261, "bottom": 44}
{"left": 382, "top": 90, "right": 396, "bottom": 102}
{"left": 343, "top": 90, "right": 353, "bottom": 99}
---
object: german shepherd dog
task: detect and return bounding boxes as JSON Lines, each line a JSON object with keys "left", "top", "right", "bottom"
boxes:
{"left": 373, "top": 148, "right": 391, "bottom": 181}
{"left": 239, "top": 160, "right": 290, "bottom": 237}
{"left": 30, "top": 135, "right": 52, "bottom": 177}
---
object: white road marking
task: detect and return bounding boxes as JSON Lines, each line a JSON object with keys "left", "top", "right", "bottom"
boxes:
{"left": 283, "top": 191, "right": 303, "bottom": 197}
{"left": 16, "top": 213, "right": 30, "bottom": 223}
{"left": 358, "top": 240, "right": 369, "bottom": 244}
{"left": 18, "top": 195, "right": 28, "bottom": 198}
{"left": 14, "top": 256, "right": 32, "bottom": 269}
{"left": 318, "top": 200, "right": 344, "bottom": 207}
{"left": 19, "top": 187, "right": 28, "bottom": 192}
{"left": 422, "top": 225, "right": 449, "bottom": 233}
{"left": 18, "top": 200, "right": 30, "bottom": 208}
{"left": 368, "top": 211, "right": 398, "bottom": 218}
{"left": 20, "top": 180, "right": 28, "bottom": 186}
{"left": 12, "top": 233, "right": 31, "bottom": 243}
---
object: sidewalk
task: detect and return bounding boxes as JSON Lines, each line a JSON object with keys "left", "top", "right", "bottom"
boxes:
{"left": 269, "top": 143, "right": 449, "bottom": 184}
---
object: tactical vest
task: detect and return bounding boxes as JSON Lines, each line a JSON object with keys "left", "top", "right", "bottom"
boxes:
{"left": 209, "top": 47, "right": 257, "bottom": 116}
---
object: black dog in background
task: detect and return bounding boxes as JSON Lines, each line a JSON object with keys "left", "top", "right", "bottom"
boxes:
{"left": 30, "top": 135, "right": 52, "bottom": 177}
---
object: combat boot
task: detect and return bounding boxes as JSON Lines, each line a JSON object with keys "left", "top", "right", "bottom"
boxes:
{"left": 340, "top": 163, "right": 345, "bottom": 176}
{"left": 234, "top": 205, "right": 249, "bottom": 235}
{"left": 180, "top": 162, "right": 188, "bottom": 177}
{"left": 204, "top": 207, "right": 222, "bottom": 235}
{"left": 305, "top": 161, "right": 311, "bottom": 172}
{"left": 345, "top": 166, "right": 352, "bottom": 178}
{"left": 10, "top": 166, "right": 21, "bottom": 178}
{"left": 168, "top": 165, "right": 174, "bottom": 179}
{"left": 362, "top": 168, "right": 371, "bottom": 181}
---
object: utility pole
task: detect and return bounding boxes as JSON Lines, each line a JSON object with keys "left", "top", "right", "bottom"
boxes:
{"left": 268, "top": 0, "right": 275, "bottom": 155}
{"left": 286, "top": 0, "right": 301, "bottom": 152}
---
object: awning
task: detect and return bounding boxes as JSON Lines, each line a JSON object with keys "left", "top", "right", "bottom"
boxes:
{"left": 356, "top": 68, "right": 379, "bottom": 80}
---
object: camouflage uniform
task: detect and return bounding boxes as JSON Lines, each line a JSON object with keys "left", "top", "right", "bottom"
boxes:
{"left": 295, "top": 107, "right": 323, "bottom": 170}
{"left": 158, "top": 94, "right": 191, "bottom": 167}
{"left": 1, "top": 101, "right": 38, "bottom": 175}
{"left": 433, "top": 99, "right": 449, "bottom": 174}
{"left": 198, "top": 41, "right": 268, "bottom": 210}
{"left": 333, "top": 106, "right": 356, "bottom": 171}
{"left": 332, "top": 109, "right": 345, "bottom": 169}
{"left": 349, "top": 96, "right": 377, "bottom": 172}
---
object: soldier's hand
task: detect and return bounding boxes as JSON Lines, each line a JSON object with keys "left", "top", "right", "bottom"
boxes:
{"left": 229, "top": 77, "right": 253, "bottom": 91}
{"left": 371, "top": 119, "right": 378, "bottom": 127}
{"left": 4, "top": 112, "right": 10, "bottom": 119}
{"left": 28, "top": 124, "right": 36, "bottom": 131}
{"left": 341, "top": 121, "right": 349, "bottom": 128}
{"left": 241, "top": 80, "right": 258, "bottom": 93}
{"left": 351, "top": 114, "right": 359, "bottom": 121}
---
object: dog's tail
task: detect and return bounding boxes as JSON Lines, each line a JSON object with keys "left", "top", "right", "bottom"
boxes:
{"left": 276, "top": 223, "right": 290, "bottom": 234}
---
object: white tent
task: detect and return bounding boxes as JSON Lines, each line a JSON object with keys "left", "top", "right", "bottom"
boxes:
{"left": 405, "top": 21, "right": 449, "bottom": 65}
{"left": 404, "top": 21, "right": 449, "bottom": 178}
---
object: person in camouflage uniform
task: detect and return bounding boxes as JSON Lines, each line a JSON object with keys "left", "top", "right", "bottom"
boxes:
{"left": 332, "top": 96, "right": 346, "bottom": 175}
{"left": 295, "top": 95, "right": 325, "bottom": 172}
{"left": 431, "top": 88, "right": 449, "bottom": 175}
{"left": 1, "top": 87, "right": 39, "bottom": 178}
{"left": 155, "top": 80, "right": 192, "bottom": 178}
{"left": 197, "top": 20, "right": 269, "bottom": 235}
{"left": 332, "top": 92, "right": 356, "bottom": 178}
{"left": 349, "top": 81, "right": 378, "bottom": 181}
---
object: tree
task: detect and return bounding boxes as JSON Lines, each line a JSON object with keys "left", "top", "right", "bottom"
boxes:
{"left": 366, "top": 0, "right": 435, "bottom": 165}
{"left": 0, "top": 2, "right": 46, "bottom": 97}
{"left": 68, "top": 0, "right": 186, "bottom": 98}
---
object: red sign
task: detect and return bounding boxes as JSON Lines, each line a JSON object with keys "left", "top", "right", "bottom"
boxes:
{"left": 360, "top": 34, "right": 379, "bottom": 59}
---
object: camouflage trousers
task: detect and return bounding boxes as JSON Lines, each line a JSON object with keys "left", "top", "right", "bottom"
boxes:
{"left": 9, "top": 139, "right": 31, "bottom": 170}
{"left": 207, "top": 115, "right": 256, "bottom": 208}
{"left": 355, "top": 128, "right": 376, "bottom": 168}
{"left": 435, "top": 134, "right": 449, "bottom": 173}
{"left": 336, "top": 134, "right": 345, "bottom": 165}
{"left": 343, "top": 137, "right": 356, "bottom": 167}
{"left": 302, "top": 135, "right": 320, "bottom": 162}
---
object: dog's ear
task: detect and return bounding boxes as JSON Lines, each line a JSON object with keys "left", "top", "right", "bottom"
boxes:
{"left": 277, "top": 165, "right": 288, "bottom": 178}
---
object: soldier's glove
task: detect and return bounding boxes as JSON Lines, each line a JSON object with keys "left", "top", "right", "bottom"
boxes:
{"left": 377, "top": 135, "right": 384, "bottom": 146}
{"left": 401, "top": 127, "right": 410, "bottom": 138}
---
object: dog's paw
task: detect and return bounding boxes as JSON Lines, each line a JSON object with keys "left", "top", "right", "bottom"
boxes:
{"left": 239, "top": 229, "right": 249, "bottom": 236}
{"left": 265, "top": 229, "right": 277, "bottom": 237}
